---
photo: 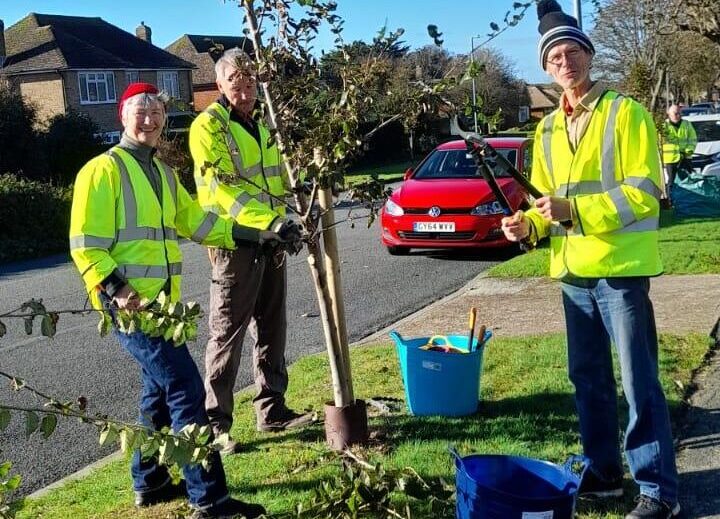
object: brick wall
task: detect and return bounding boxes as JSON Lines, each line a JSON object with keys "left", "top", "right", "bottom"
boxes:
{"left": 193, "top": 87, "right": 220, "bottom": 111}
{"left": 16, "top": 73, "right": 66, "bottom": 126}
{"left": 63, "top": 69, "right": 194, "bottom": 134}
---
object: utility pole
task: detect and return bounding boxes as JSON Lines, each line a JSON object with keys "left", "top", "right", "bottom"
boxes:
{"left": 470, "top": 35, "right": 482, "bottom": 133}
{"left": 574, "top": 0, "right": 582, "bottom": 30}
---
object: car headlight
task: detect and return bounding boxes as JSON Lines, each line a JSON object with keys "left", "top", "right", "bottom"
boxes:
{"left": 470, "top": 201, "right": 504, "bottom": 216}
{"left": 384, "top": 199, "right": 404, "bottom": 216}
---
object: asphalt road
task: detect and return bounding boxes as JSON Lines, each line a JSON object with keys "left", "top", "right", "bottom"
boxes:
{"left": 0, "top": 207, "right": 511, "bottom": 496}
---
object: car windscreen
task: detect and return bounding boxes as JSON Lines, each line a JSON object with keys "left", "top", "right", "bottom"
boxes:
{"left": 690, "top": 120, "right": 720, "bottom": 143}
{"left": 413, "top": 148, "right": 517, "bottom": 179}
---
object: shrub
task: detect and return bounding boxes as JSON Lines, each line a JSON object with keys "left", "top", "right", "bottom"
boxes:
{"left": 156, "top": 134, "right": 195, "bottom": 194}
{"left": 0, "top": 85, "right": 39, "bottom": 178}
{"left": 0, "top": 174, "right": 73, "bottom": 264}
{"left": 41, "top": 110, "right": 106, "bottom": 185}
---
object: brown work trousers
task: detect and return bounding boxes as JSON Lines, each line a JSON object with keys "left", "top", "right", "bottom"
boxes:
{"left": 205, "top": 246, "right": 288, "bottom": 433}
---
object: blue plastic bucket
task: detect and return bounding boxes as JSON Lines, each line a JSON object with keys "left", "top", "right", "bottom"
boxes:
{"left": 451, "top": 448, "right": 587, "bottom": 519}
{"left": 390, "top": 330, "right": 490, "bottom": 416}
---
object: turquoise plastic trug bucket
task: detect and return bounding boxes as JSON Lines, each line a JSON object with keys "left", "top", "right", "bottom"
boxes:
{"left": 451, "top": 447, "right": 588, "bottom": 519}
{"left": 390, "top": 330, "right": 490, "bottom": 416}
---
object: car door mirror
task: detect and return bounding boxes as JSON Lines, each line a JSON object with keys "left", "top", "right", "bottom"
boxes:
{"left": 403, "top": 167, "right": 414, "bottom": 180}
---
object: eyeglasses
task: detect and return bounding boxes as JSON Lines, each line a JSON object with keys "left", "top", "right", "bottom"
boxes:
{"left": 546, "top": 48, "right": 584, "bottom": 68}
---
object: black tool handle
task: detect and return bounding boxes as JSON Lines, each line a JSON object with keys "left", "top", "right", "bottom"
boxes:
{"left": 466, "top": 134, "right": 545, "bottom": 200}
{"left": 476, "top": 157, "right": 534, "bottom": 252}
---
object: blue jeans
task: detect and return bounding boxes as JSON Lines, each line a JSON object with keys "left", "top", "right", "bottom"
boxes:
{"left": 561, "top": 277, "right": 678, "bottom": 505}
{"left": 113, "top": 328, "right": 229, "bottom": 508}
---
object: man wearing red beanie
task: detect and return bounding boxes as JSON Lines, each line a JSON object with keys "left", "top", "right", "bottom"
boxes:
{"left": 69, "top": 82, "right": 271, "bottom": 518}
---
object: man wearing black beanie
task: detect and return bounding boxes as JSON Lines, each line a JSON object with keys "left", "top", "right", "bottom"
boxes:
{"left": 501, "top": 1, "right": 680, "bottom": 518}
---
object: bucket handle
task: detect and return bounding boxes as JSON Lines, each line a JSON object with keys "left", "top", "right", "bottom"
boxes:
{"left": 389, "top": 330, "right": 404, "bottom": 345}
{"left": 448, "top": 445, "right": 466, "bottom": 471}
{"left": 562, "top": 454, "right": 590, "bottom": 487}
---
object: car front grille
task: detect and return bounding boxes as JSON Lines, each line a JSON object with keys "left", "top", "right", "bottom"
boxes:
{"left": 398, "top": 231, "right": 476, "bottom": 241}
{"left": 404, "top": 208, "right": 472, "bottom": 215}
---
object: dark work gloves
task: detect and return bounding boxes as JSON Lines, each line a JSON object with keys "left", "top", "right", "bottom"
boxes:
{"left": 276, "top": 219, "right": 304, "bottom": 256}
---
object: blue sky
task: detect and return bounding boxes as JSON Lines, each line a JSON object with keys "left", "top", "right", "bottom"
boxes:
{"left": 2, "top": 0, "right": 593, "bottom": 83}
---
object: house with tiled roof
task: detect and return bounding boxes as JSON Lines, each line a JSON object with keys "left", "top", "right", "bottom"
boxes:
{"left": 0, "top": 13, "right": 195, "bottom": 141}
{"left": 527, "top": 83, "right": 563, "bottom": 120}
{"left": 166, "top": 34, "right": 252, "bottom": 111}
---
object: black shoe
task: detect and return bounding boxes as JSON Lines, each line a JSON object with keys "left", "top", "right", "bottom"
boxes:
{"left": 190, "top": 497, "right": 266, "bottom": 518}
{"left": 134, "top": 479, "right": 187, "bottom": 507}
{"left": 257, "top": 409, "right": 316, "bottom": 432}
{"left": 625, "top": 494, "right": 681, "bottom": 518}
{"left": 578, "top": 470, "right": 623, "bottom": 498}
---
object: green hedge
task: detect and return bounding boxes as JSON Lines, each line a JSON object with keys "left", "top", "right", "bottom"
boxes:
{"left": 0, "top": 174, "right": 73, "bottom": 264}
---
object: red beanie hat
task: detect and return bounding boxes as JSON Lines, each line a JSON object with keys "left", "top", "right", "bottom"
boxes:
{"left": 118, "top": 82, "right": 160, "bottom": 120}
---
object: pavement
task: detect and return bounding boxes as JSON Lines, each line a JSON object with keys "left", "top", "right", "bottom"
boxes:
{"left": 361, "top": 272, "right": 720, "bottom": 519}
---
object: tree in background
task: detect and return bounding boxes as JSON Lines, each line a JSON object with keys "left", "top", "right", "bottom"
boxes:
{"left": 0, "top": 85, "right": 38, "bottom": 178}
{"left": 664, "top": 31, "right": 720, "bottom": 105}
{"left": 41, "top": 111, "right": 103, "bottom": 185}
{"left": 467, "top": 47, "right": 530, "bottom": 131}
{"left": 591, "top": 0, "right": 673, "bottom": 110}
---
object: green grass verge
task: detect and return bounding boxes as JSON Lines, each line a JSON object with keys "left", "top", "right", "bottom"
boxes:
{"left": 487, "top": 211, "right": 720, "bottom": 278}
{"left": 343, "top": 160, "right": 414, "bottom": 188}
{"left": 14, "top": 332, "right": 711, "bottom": 519}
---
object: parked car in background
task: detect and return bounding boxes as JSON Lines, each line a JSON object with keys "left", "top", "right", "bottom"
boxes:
{"left": 380, "top": 137, "right": 533, "bottom": 255}
{"left": 685, "top": 113, "right": 720, "bottom": 178}
{"left": 689, "top": 102, "right": 718, "bottom": 114}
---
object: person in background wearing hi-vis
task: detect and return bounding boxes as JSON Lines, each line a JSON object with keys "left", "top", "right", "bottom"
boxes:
{"left": 501, "top": 2, "right": 680, "bottom": 518}
{"left": 69, "top": 82, "right": 276, "bottom": 519}
{"left": 189, "top": 48, "right": 314, "bottom": 456}
{"left": 662, "top": 104, "right": 697, "bottom": 204}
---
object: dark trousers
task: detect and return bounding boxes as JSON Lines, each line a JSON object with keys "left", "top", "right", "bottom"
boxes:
{"left": 114, "top": 328, "right": 229, "bottom": 508}
{"left": 205, "top": 246, "right": 289, "bottom": 433}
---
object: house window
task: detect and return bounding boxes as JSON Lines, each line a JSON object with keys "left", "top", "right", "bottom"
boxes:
{"left": 126, "top": 71, "right": 139, "bottom": 84}
{"left": 157, "top": 71, "right": 180, "bottom": 98}
{"left": 78, "top": 72, "right": 116, "bottom": 104}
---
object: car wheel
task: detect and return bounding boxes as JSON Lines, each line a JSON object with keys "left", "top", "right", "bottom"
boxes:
{"left": 387, "top": 246, "right": 410, "bottom": 256}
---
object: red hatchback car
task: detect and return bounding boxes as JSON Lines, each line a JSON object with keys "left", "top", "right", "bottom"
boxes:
{"left": 380, "top": 137, "right": 533, "bottom": 255}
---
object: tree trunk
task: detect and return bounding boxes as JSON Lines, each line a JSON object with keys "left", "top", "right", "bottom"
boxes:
{"left": 241, "top": 1, "right": 354, "bottom": 407}
{"left": 319, "top": 188, "right": 354, "bottom": 403}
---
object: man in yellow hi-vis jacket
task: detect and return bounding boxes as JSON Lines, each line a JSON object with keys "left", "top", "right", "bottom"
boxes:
{"left": 70, "top": 82, "right": 269, "bottom": 519}
{"left": 501, "top": 2, "right": 680, "bottom": 519}
{"left": 189, "top": 48, "right": 313, "bottom": 455}
{"left": 662, "top": 104, "right": 697, "bottom": 201}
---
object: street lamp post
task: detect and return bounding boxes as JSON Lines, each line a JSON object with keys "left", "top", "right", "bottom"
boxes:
{"left": 470, "top": 35, "right": 482, "bottom": 134}
{"left": 574, "top": 0, "right": 582, "bottom": 30}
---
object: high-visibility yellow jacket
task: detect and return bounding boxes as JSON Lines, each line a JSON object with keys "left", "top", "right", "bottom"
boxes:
{"left": 662, "top": 119, "right": 697, "bottom": 165}
{"left": 70, "top": 147, "right": 236, "bottom": 309}
{"left": 189, "top": 102, "right": 286, "bottom": 230}
{"left": 525, "top": 90, "right": 663, "bottom": 279}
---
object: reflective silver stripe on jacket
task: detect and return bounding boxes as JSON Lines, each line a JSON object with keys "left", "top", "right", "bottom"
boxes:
{"left": 69, "top": 235, "right": 114, "bottom": 250}
{"left": 543, "top": 95, "right": 660, "bottom": 235}
{"left": 108, "top": 149, "right": 138, "bottom": 229}
{"left": 155, "top": 160, "right": 177, "bottom": 208}
{"left": 542, "top": 114, "right": 555, "bottom": 183}
{"left": 105, "top": 149, "right": 179, "bottom": 246}
{"left": 205, "top": 105, "right": 274, "bottom": 208}
{"left": 556, "top": 178, "right": 661, "bottom": 200}
{"left": 624, "top": 176, "right": 662, "bottom": 199}
{"left": 190, "top": 212, "right": 219, "bottom": 243}
{"left": 115, "top": 226, "right": 178, "bottom": 242}
{"left": 118, "top": 262, "right": 182, "bottom": 279}
{"left": 601, "top": 96, "right": 625, "bottom": 190}
{"left": 550, "top": 215, "right": 658, "bottom": 237}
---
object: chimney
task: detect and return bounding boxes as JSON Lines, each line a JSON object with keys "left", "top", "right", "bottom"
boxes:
{"left": 135, "top": 21, "right": 152, "bottom": 44}
{"left": 1, "top": 19, "right": 6, "bottom": 68}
